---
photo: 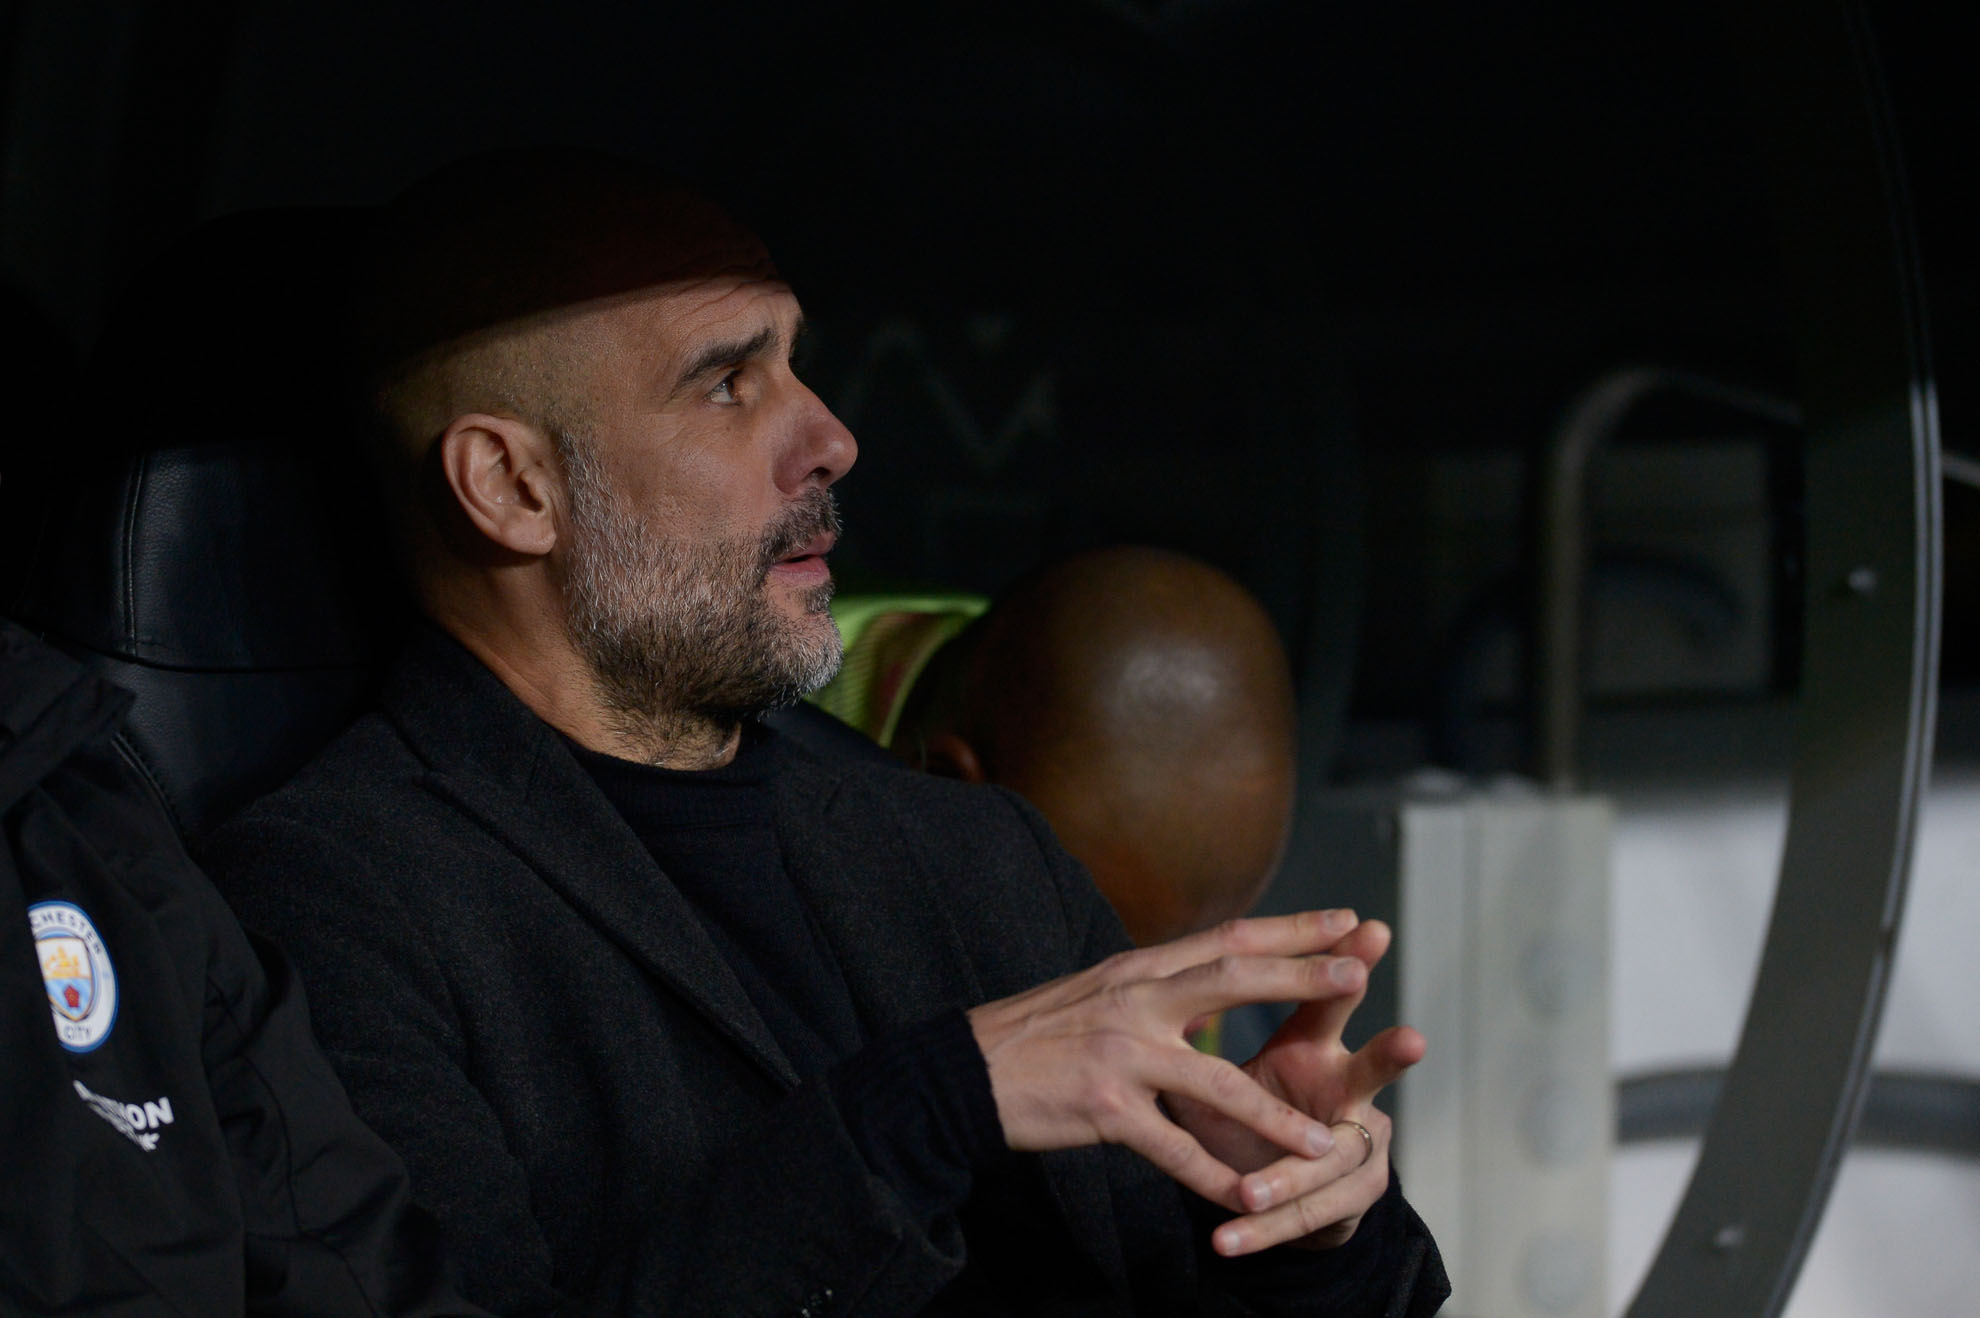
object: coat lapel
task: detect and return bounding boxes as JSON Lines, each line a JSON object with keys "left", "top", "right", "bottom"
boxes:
{"left": 386, "top": 628, "right": 799, "bottom": 1091}
{"left": 770, "top": 750, "right": 984, "bottom": 1033}
{"left": 773, "top": 748, "right": 1131, "bottom": 1293}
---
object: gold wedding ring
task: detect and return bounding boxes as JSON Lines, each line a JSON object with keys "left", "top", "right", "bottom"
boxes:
{"left": 1339, "top": 1119, "right": 1375, "bottom": 1169}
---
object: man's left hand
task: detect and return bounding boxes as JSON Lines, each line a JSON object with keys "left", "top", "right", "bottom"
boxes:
{"left": 1167, "top": 915, "right": 1426, "bottom": 1257}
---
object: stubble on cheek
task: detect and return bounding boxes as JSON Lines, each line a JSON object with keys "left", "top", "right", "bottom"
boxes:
{"left": 554, "top": 452, "right": 845, "bottom": 733}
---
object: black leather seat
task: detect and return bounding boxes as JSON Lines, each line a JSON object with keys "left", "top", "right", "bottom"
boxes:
{"left": 12, "top": 208, "right": 409, "bottom": 842}
{"left": 11, "top": 206, "right": 885, "bottom": 845}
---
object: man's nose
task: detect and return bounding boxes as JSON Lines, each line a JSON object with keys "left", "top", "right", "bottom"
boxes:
{"left": 778, "top": 386, "right": 858, "bottom": 493}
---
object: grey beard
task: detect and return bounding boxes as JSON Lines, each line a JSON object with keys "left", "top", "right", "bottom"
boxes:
{"left": 554, "top": 432, "right": 843, "bottom": 742}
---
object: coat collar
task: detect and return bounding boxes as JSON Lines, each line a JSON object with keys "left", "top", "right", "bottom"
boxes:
{"left": 0, "top": 620, "right": 131, "bottom": 813}
{"left": 377, "top": 625, "right": 986, "bottom": 1081}
{"left": 769, "top": 749, "right": 985, "bottom": 1035}
{"left": 381, "top": 623, "right": 800, "bottom": 1089}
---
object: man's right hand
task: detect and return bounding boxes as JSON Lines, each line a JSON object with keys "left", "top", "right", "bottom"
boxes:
{"left": 967, "top": 909, "right": 1366, "bottom": 1212}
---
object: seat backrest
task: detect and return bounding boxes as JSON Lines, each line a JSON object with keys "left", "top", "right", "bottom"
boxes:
{"left": 11, "top": 207, "right": 409, "bottom": 842}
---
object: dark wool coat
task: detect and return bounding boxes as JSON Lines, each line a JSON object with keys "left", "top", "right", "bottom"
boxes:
{"left": 204, "top": 627, "right": 1447, "bottom": 1317}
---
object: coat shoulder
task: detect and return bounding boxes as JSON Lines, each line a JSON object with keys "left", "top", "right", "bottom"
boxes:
{"left": 223, "top": 708, "right": 427, "bottom": 829}
{"left": 200, "top": 708, "right": 475, "bottom": 929}
{"left": 798, "top": 747, "right": 1131, "bottom": 973}
{"left": 794, "top": 745, "right": 1060, "bottom": 877}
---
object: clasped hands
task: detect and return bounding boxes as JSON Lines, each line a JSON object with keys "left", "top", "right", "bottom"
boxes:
{"left": 967, "top": 909, "right": 1425, "bottom": 1257}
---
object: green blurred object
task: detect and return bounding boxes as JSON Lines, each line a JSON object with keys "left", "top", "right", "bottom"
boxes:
{"left": 812, "top": 593, "right": 988, "bottom": 747}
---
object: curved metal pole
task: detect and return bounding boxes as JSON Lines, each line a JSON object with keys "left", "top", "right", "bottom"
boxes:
{"left": 1941, "top": 450, "right": 1980, "bottom": 491}
{"left": 1532, "top": 367, "right": 1798, "bottom": 791}
{"left": 1628, "top": 3, "right": 1941, "bottom": 1314}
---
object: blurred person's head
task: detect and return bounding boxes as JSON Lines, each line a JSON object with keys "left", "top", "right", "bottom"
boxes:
{"left": 359, "top": 149, "right": 857, "bottom": 764}
{"left": 895, "top": 546, "right": 1296, "bottom": 945}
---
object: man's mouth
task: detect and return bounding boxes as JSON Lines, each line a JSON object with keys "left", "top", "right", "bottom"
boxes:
{"left": 768, "top": 531, "right": 836, "bottom": 580}
{"left": 776, "top": 532, "right": 836, "bottom": 565}
{"left": 759, "top": 491, "right": 842, "bottom": 585}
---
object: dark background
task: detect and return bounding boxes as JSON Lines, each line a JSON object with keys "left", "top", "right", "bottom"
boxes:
{"left": 1, "top": 0, "right": 1969, "bottom": 778}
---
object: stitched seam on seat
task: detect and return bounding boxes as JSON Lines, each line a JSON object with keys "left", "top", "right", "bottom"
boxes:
{"left": 111, "top": 730, "right": 190, "bottom": 841}
{"left": 120, "top": 457, "right": 147, "bottom": 647}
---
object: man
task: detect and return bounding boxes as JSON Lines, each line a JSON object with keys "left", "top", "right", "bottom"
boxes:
{"left": 207, "top": 150, "right": 1446, "bottom": 1314}
{"left": 0, "top": 618, "right": 475, "bottom": 1315}
{"left": 884, "top": 546, "right": 1298, "bottom": 951}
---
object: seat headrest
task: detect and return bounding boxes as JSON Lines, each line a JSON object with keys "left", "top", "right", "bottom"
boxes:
{"left": 17, "top": 205, "right": 409, "bottom": 670}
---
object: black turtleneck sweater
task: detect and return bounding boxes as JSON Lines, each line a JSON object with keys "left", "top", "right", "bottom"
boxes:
{"left": 567, "top": 726, "right": 1008, "bottom": 1231}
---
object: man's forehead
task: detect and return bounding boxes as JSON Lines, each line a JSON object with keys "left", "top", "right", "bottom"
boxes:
{"left": 610, "top": 264, "right": 796, "bottom": 344}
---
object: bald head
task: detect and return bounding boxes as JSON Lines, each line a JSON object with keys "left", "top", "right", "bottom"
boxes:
{"left": 362, "top": 149, "right": 771, "bottom": 496}
{"left": 356, "top": 151, "right": 779, "bottom": 596}
{"left": 900, "top": 547, "right": 1297, "bottom": 946}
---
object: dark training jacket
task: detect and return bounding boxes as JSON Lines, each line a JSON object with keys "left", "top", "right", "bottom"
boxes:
{"left": 0, "top": 620, "right": 479, "bottom": 1315}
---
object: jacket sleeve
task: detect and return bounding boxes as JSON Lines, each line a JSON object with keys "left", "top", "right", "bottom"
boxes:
{"left": 2, "top": 715, "right": 480, "bottom": 1315}
{"left": 1007, "top": 794, "right": 1450, "bottom": 1318}
{"left": 204, "top": 813, "right": 989, "bottom": 1317}
{"left": 196, "top": 877, "right": 484, "bottom": 1316}
{"left": 0, "top": 851, "right": 161, "bottom": 1311}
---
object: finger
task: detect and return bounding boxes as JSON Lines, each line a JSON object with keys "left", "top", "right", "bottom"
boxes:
{"left": 1152, "top": 1045, "right": 1337, "bottom": 1163}
{"left": 1265, "top": 977, "right": 1366, "bottom": 1054}
{"left": 1334, "top": 917, "right": 1392, "bottom": 969}
{"left": 1255, "top": 921, "right": 1394, "bottom": 1050}
{"left": 1106, "top": 1101, "right": 1249, "bottom": 1212}
{"left": 1214, "top": 1148, "right": 1390, "bottom": 1256}
{"left": 1343, "top": 1025, "right": 1426, "bottom": 1105}
{"left": 1152, "top": 950, "right": 1366, "bottom": 1021}
{"left": 1234, "top": 1135, "right": 1361, "bottom": 1214}
{"left": 1238, "top": 1110, "right": 1387, "bottom": 1212}
{"left": 1310, "top": 920, "right": 1391, "bottom": 1041}
{"left": 1126, "top": 909, "right": 1359, "bottom": 980}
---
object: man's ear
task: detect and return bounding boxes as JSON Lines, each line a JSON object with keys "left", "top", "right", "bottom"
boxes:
{"left": 919, "top": 730, "right": 987, "bottom": 784}
{"left": 435, "top": 413, "right": 561, "bottom": 556}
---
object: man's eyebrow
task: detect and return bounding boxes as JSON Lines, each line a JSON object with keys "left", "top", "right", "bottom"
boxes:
{"left": 673, "top": 319, "right": 802, "bottom": 393}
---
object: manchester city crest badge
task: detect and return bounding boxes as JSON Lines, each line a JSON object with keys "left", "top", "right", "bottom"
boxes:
{"left": 29, "top": 901, "right": 118, "bottom": 1053}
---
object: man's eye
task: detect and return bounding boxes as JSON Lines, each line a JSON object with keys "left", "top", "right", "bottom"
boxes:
{"left": 709, "top": 371, "right": 742, "bottom": 402}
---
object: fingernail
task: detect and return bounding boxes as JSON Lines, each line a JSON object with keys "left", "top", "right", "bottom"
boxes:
{"left": 1218, "top": 1227, "right": 1249, "bottom": 1256}
{"left": 1329, "top": 958, "right": 1361, "bottom": 987}
{"left": 1246, "top": 1179, "right": 1274, "bottom": 1210}
{"left": 1308, "top": 1122, "right": 1335, "bottom": 1156}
